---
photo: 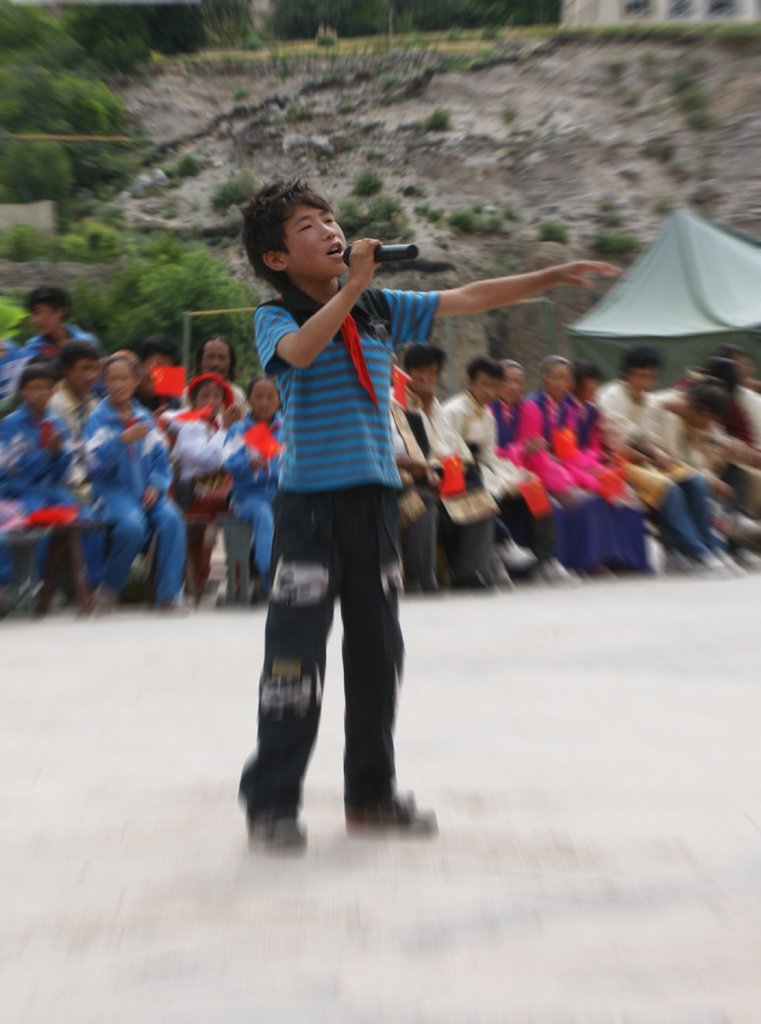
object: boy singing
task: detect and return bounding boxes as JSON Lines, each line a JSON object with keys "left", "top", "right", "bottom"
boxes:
{"left": 239, "top": 179, "right": 617, "bottom": 851}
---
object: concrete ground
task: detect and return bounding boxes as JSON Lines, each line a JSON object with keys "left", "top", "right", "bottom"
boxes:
{"left": 2, "top": 572, "right": 761, "bottom": 1023}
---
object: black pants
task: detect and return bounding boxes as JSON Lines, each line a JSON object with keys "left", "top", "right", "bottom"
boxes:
{"left": 401, "top": 487, "right": 439, "bottom": 591}
{"left": 499, "top": 494, "right": 556, "bottom": 563}
{"left": 239, "top": 485, "right": 404, "bottom": 817}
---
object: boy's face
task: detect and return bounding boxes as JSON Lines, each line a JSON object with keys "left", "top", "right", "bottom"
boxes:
{"left": 685, "top": 401, "right": 714, "bottom": 430}
{"left": 624, "top": 366, "right": 658, "bottom": 397}
{"left": 407, "top": 364, "right": 439, "bottom": 403}
{"left": 468, "top": 371, "right": 500, "bottom": 407}
{"left": 577, "top": 376, "right": 598, "bottom": 404}
{"left": 21, "top": 377, "right": 54, "bottom": 417}
{"left": 263, "top": 204, "right": 346, "bottom": 285}
{"left": 248, "top": 379, "right": 279, "bottom": 423}
{"left": 31, "top": 303, "right": 66, "bottom": 339}
{"left": 105, "top": 361, "right": 137, "bottom": 405}
{"left": 65, "top": 357, "right": 100, "bottom": 399}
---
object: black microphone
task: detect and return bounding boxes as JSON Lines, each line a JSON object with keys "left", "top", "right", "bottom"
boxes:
{"left": 342, "top": 243, "right": 419, "bottom": 266}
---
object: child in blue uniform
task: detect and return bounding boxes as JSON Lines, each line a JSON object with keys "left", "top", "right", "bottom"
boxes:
{"left": 237, "top": 178, "right": 619, "bottom": 851}
{"left": 223, "top": 375, "right": 281, "bottom": 594}
{"left": 84, "top": 354, "right": 186, "bottom": 611}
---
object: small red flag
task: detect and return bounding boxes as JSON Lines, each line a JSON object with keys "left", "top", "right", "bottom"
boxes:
{"left": 392, "top": 365, "right": 411, "bottom": 409}
{"left": 518, "top": 477, "right": 553, "bottom": 519}
{"left": 439, "top": 454, "right": 466, "bottom": 497}
{"left": 38, "top": 420, "right": 54, "bottom": 448}
{"left": 552, "top": 427, "right": 578, "bottom": 462}
{"left": 151, "top": 366, "right": 186, "bottom": 398}
{"left": 172, "top": 403, "right": 213, "bottom": 424}
{"left": 243, "top": 422, "right": 281, "bottom": 460}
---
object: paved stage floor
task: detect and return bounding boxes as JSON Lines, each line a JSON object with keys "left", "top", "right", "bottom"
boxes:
{"left": 2, "top": 572, "right": 761, "bottom": 1023}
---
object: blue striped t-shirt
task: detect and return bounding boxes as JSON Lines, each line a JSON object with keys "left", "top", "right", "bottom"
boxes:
{"left": 255, "top": 285, "right": 439, "bottom": 493}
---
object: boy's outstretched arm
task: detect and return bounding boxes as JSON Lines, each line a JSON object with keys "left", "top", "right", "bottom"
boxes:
{"left": 435, "top": 261, "right": 620, "bottom": 317}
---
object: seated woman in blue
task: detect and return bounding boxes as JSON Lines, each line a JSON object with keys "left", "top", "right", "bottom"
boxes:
{"left": 84, "top": 353, "right": 186, "bottom": 611}
{"left": 223, "top": 375, "right": 281, "bottom": 594}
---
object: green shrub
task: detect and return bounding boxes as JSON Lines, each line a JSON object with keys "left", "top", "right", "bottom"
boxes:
{"left": 448, "top": 204, "right": 503, "bottom": 233}
{"left": 175, "top": 154, "right": 202, "bottom": 178}
{"left": 0, "top": 224, "right": 52, "bottom": 262}
{"left": 337, "top": 193, "right": 408, "bottom": 242}
{"left": 426, "top": 207, "right": 443, "bottom": 223}
{"left": 365, "top": 148, "right": 385, "bottom": 161}
{"left": 641, "top": 139, "right": 675, "bottom": 163}
{"left": 231, "top": 86, "right": 249, "bottom": 102}
{"left": 353, "top": 169, "right": 383, "bottom": 197}
{"left": 338, "top": 99, "right": 354, "bottom": 113}
{"left": 537, "top": 221, "right": 567, "bottom": 243}
{"left": 376, "top": 71, "right": 398, "bottom": 89}
{"left": 210, "top": 169, "right": 260, "bottom": 214}
{"left": 592, "top": 232, "right": 641, "bottom": 254}
{"left": 481, "top": 25, "right": 499, "bottom": 40}
{"left": 56, "top": 233, "right": 90, "bottom": 262}
{"left": 423, "top": 108, "right": 452, "bottom": 132}
{"left": 286, "top": 101, "right": 311, "bottom": 122}
{"left": 502, "top": 105, "right": 517, "bottom": 123}
{"left": 243, "top": 33, "right": 263, "bottom": 50}
{"left": 0, "top": 297, "right": 26, "bottom": 340}
{"left": 316, "top": 32, "right": 336, "bottom": 46}
{"left": 444, "top": 27, "right": 462, "bottom": 41}
{"left": 670, "top": 73, "right": 712, "bottom": 129}
{"left": 597, "top": 197, "right": 623, "bottom": 228}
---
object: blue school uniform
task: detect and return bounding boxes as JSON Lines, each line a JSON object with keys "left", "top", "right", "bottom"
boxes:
{"left": 0, "top": 403, "right": 74, "bottom": 511}
{"left": 0, "top": 340, "right": 21, "bottom": 403}
{"left": 223, "top": 414, "right": 282, "bottom": 589}
{"left": 84, "top": 398, "right": 186, "bottom": 604}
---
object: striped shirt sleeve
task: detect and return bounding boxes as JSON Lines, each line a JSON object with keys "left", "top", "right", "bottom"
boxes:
{"left": 253, "top": 305, "right": 300, "bottom": 376}
{"left": 384, "top": 290, "right": 440, "bottom": 348}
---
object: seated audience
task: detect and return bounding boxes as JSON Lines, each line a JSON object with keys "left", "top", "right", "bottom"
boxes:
{"left": 0, "top": 338, "right": 21, "bottom": 404}
{"left": 598, "top": 345, "right": 736, "bottom": 575}
{"left": 223, "top": 375, "right": 281, "bottom": 595}
{"left": 393, "top": 345, "right": 497, "bottom": 591}
{"left": 48, "top": 339, "right": 101, "bottom": 501}
{"left": 497, "top": 357, "right": 648, "bottom": 575}
{"left": 84, "top": 354, "right": 186, "bottom": 610}
{"left": 569, "top": 360, "right": 605, "bottom": 457}
{"left": 14, "top": 285, "right": 101, "bottom": 379}
{"left": 134, "top": 335, "right": 182, "bottom": 414}
{"left": 444, "top": 356, "right": 568, "bottom": 584}
{"left": 193, "top": 335, "right": 248, "bottom": 419}
{"left": 0, "top": 363, "right": 74, "bottom": 512}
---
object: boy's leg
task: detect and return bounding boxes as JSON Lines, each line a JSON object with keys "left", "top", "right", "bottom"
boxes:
{"left": 337, "top": 486, "right": 404, "bottom": 809}
{"left": 102, "top": 506, "right": 147, "bottom": 595}
{"left": 451, "top": 517, "right": 493, "bottom": 583}
{"left": 678, "top": 475, "right": 722, "bottom": 552}
{"left": 146, "top": 498, "right": 187, "bottom": 605}
{"left": 248, "top": 499, "right": 275, "bottom": 591}
{"left": 659, "top": 480, "right": 709, "bottom": 559}
{"left": 239, "top": 491, "right": 338, "bottom": 820}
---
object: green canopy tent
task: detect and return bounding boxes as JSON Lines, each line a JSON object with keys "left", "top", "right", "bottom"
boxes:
{"left": 568, "top": 209, "right": 761, "bottom": 385}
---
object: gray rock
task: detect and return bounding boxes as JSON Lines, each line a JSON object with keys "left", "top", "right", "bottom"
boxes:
{"left": 308, "top": 135, "right": 333, "bottom": 154}
{"left": 152, "top": 168, "right": 169, "bottom": 187}
{"left": 131, "top": 173, "right": 155, "bottom": 198}
{"left": 690, "top": 181, "right": 725, "bottom": 204}
{"left": 617, "top": 164, "right": 640, "bottom": 180}
{"left": 283, "top": 134, "right": 308, "bottom": 156}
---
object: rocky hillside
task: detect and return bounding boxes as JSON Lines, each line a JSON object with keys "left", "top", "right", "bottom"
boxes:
{"left": 114, "top": 32, "right": 761, "bottom": 384}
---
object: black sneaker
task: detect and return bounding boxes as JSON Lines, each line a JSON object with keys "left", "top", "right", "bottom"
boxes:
{"left": 247, "top": 812, "right": 307, "bottom": 853}
{"left": 345, "top": 794, "right": 438, "bottom": 837}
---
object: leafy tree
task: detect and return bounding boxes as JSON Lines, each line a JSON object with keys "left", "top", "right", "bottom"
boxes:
{"left": 69, "top": 234, "right": 261, "bottom": 381}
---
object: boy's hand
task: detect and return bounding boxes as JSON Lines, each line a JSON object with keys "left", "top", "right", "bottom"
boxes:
{"left": 347, "top": 238, "right": 381, "bottom": 292}
{"left": 121, "top": 421, "right": 150, "bottom": 445}
{"left": 249, "top": 456, "right": 264, "bottom": 472}
{"left": 553, "top": 261, "right": 621, "bottom": 287}
{"left": 47, "top": 430, "right": 64, "bottom": 456}
{"left": 222, "top": 405, "right": 242, "bottom": 430}
{"left": 142, "top": 485, "right": 159, "bottom": 509}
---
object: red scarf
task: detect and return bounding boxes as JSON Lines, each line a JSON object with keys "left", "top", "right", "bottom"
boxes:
{"left": 340, "top": 314, "right": 378, "bottom": 409}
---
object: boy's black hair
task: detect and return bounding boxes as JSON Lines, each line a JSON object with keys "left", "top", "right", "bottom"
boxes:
{"left": 688, "top": 382, "right": 729, "bottom": 421}
{"left": 59, "top": 339, "right": 100, "bottom": 372}
{"left": 135, "top": 334, "right": 181, "bottom": 366}
{"left": 714, "top": 343, "right": 749, "bottom": 361}
{"left": 466, "top": 355, "right": 504, "bottom": 381}
{"left": 240, "top": 179, "right": 333, "bottom": 292}
{"left": 621, "top": 345, "right": 663, "bottom": 372}
{"left": 402, "top": 344, "right": 446, "bottom": 373}
{"left": 103, "top": 352, "right": 139, "bottom": 375}
{"left": 27, "top": 285, "right": 69, "bottom": 313}
{"left": 195, "top": 334, "right": 237, "bottom": 381}
{"left": 18, "top": 362, "right": 57, "bottom": 390}
{"left": 573, "top": 359, "right": 602, "bottom": 389}
{"left": 702, "top": 356, "right": 738, "bottom": 395}
{"left": 246, "top": 373, "right": 278, "bottom": 399}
